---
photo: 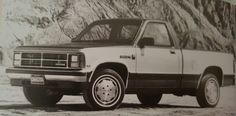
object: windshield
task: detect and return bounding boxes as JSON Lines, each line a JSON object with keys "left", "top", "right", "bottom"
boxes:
{"left": 72, "top": 20, "right": 142, "bottom": 44}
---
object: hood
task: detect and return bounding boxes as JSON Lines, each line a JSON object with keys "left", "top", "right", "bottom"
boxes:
{"left": 15, "top": 42, "right": 130, "bottom": 52}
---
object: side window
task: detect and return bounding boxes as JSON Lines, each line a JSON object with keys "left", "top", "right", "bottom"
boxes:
{"left": 120, "top": 25, "right": 139, "bottom": 40}
{"left": 142, "top": 23, "right": 172, "bottom": 46}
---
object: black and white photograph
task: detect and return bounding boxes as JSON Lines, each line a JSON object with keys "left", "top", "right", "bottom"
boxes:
{"left": 0, "top": 0, "right": 236, "bottom": 115}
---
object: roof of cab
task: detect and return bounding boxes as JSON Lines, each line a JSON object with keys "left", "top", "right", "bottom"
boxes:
{"left": 95, "top": 18, "right": 167, "bottom": 23}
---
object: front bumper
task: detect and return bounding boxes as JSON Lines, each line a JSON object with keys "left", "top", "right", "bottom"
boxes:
{"left": 6, "top": 68, "right": 90, "bottom": 86}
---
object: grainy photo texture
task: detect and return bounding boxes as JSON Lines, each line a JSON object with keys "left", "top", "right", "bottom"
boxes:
{"left": 0, "top": 0, "right": 236, "bottom": 116}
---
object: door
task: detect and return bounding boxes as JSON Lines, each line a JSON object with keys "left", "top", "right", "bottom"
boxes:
{"left": 135, "top": 22, "right": 182, "bottom": 88}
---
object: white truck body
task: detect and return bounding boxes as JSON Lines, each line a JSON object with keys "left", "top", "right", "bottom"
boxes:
{"left": 6, "top": 19, "right": 235, "bottom": 110}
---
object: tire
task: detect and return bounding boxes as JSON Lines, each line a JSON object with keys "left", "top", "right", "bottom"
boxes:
{"left": 23, "top": 86, "right": 63, "bottom": 106}
{"left": 137, "top": 93, "right": 162, "bottom": 106}
{"left": 196, "top": 73, "right": 220, "bottom": 108}
{"left": 83, "top": 69, "right": 125, "bottom": 110}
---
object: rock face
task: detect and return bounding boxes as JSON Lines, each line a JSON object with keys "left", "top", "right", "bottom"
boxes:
{"left": 0, "top": 0, "right": 235, "bottom": 65}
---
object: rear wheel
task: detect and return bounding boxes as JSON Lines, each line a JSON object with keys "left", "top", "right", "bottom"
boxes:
{"left": 23, "top": 87, "right": 63, "bottom": 106}
{"left": 137, "top": 93, "right": 162, "bottom": 106}
{"left": 196, "top": 73, "right": 220, "bottom": 108}
{"left": 83, "top": 69, "right": 125, "bottom": 110}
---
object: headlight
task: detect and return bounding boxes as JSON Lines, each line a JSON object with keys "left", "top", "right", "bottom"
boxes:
{"left": 13, "top": 53, "right": 21, "bottom": 66}
{"left": 71, "top": 55, "right": 78, "bottom": 62}
{"left": 14, "top": 53, "right": 21, "bottom": 60}
{"left": 70, "top": 53, "right": 85, "bottom": 68}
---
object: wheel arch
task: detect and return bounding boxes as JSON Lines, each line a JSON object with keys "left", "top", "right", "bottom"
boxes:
{"left": 197, "top": 66, "right": 223, "bottom": 88}
{"left": 88, "top": 62, "right": 129, "bottom": 88}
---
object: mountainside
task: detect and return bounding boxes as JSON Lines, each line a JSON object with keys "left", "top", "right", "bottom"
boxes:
{"left": 0, "top": 0, "right": 235, "bottom": 65}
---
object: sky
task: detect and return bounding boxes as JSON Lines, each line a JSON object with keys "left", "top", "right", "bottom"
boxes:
{"left": 0, "top": 0, "right": 3, "bottom": 27}
{"left": 0, "top": 0, "right": 5, "bottom": 32}
{"left": 0, "top": 0, "right": 3, "bottom": 47}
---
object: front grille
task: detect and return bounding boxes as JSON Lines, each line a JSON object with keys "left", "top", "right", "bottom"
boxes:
{"left": 22, "top": 60, "right": 41, "bottom": 66}
{"left": 20, "top": 53, "right": 69, "bottom": 68}
{"left": 43, "top": 53, "right": 67, "bottom": 60}
{"left": 22, "top": 53, "right": 41, "bottom": 59}
{"left": 43, "top": 61, "right": 67, "bottom": 67}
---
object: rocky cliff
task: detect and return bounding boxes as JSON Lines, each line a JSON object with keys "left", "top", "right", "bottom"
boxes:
{"left": 0, "top": 0, "right": 235, "bottom": 65}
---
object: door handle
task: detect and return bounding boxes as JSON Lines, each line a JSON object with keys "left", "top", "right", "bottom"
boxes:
{"left": 170, "top": 49, "right": 176, "bottom": 54}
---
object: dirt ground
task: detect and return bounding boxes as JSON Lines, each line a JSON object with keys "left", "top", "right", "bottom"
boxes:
{"left": 0, "top": 67, "right": 235, "bottom": 116}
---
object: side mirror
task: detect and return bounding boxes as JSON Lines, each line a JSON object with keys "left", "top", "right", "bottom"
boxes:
{"left": 138, "top": 37, "right": 154, "bottom": 48}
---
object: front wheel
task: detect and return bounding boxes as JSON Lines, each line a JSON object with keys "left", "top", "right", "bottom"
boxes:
{"left": 83, "top": 69, "right": 125, "bottom": 110}
{"left": 196, "top": 73, "right": 220, "bottom": 108}
{"left": 23, "top": 87, "right": 63, "bottom": 106}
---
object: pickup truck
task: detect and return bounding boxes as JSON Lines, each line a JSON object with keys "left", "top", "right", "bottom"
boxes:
{"left": 6, "top": 19, "right": 235, "bottom": 110}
